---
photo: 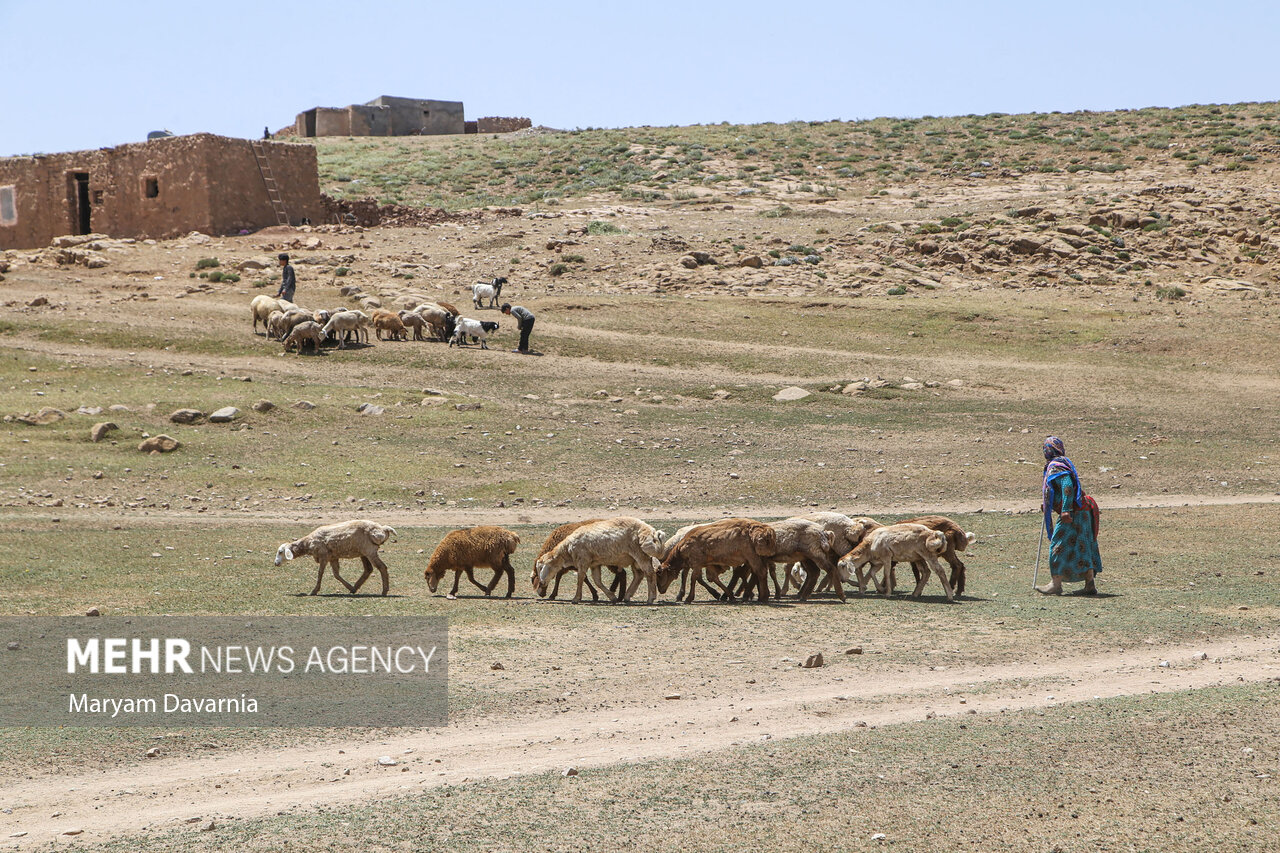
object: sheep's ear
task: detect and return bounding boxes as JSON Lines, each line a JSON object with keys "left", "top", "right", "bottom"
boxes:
{"left": 655, "top": 530, "right": 666, "bottom": 543}
{"left": 283, "top": 545, "right": 295, "bottom": 560}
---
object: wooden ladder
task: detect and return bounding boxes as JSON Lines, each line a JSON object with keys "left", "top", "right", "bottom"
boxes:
{"left": 250, "top": 139, "right": 291, "bottom": 226}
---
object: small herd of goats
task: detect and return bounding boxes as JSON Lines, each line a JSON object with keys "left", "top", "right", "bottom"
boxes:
{"left": 273, "top": 512, "right": 976, "bottom": 604}
{"left": 248, "top": 278, "right": 509, "bottom": 352}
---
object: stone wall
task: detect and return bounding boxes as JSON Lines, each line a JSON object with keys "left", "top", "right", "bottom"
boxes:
{"left": 0, "top": 134, "right": 323, "bottom": 249}
{"left": 476, "top": 116, "right": 532, "bottom": 134}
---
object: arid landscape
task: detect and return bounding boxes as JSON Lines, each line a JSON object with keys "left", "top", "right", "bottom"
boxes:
{"left": 2, "top": 103, "right": 1279, "bottom": 851}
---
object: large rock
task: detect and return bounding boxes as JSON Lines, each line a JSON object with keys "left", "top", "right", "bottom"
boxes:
{"left": 772, "top": 386, "right": 811, "bottom": 402}
{"left": 51, "top": 233, "right": 107, "bottom": 248}
{"left": 169, "top": 408, "right": 204, "bottom": 424}
{"left": 208, "top": 407, "right": 240, "bottom": 423}
{"left": 251, "top": 399, "right": 275, "bottom": 413}
{"left": 138, "top": 434, "right": 180, "bottom": 454}
{"left": 17, "top": 407, "right": 67, "bottom": 425}
{"left": 738, "top": 255, "right": 763, "bottom": 268}
{"left": 90, "top": 422, "right": 118, "bottom": 442}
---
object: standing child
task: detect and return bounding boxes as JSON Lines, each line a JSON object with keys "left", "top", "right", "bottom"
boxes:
{"left": 501, "top": 303, "right": 535, "bottom": 353}
{"left": 275, "top": 253, "right": 296, "bottom": 303}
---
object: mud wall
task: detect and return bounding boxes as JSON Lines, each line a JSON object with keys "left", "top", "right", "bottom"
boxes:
{"left": 366, "top": 96, "right": 465, "bottom": 135}
{"left": 476, "top": 117, "right": 532, "bottom": 134}
{"left": 0, "top": 134, "right": 322, "bottom": 249}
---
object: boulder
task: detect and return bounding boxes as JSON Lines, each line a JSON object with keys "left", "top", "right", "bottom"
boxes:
{"left": 169, "top": 408, "right": 204, "bottom": 424}
{"left": 17, "top": 407, "right": 67, "bottom": 425}
{"left": 138, "top": 434, "right": 180, "bottom": 453}
{"left": 739, "top": 255, "right": 763, "bottom": 268}
{"left": 679, "top": 255, "right": 699, "bottom": 269}
{"left": 772, "top": 386, "right": 811, "bottom": 402}
{"left": 915, "top": 239, "right": 940, "bottom": 255}
{"left": 90, "top": 422, "right": 118, "bottom": 443}
{"left": 208, "top": 407, "right": 240, "bottom": 423}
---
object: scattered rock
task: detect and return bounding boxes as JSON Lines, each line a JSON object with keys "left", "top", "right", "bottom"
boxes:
{"left": 85, "top": 607, "right": 101, "bottom": 617}
{"left": 76, "top": 405, "right": 103, "bottom": 416}
{"left": 144, "top": 746, "right": 161, "bottom": 758}
{"left": 845, "top": 647, "right": 863, "bottom": 655}
{"left": 169, "top": 409, "right": 204, "bottom": 424}
{"left": 679, "top": 255, "right": 699, "bottom": 269}
{"left": 490, "top": 662, "right": 505, "bottom": 671}
{"left": 1193, "top": 651, "right": 1209, "bottom": 661}
{"left": 739, "top": 255, "right": 763, "bottom": 268}
{"left": 62, "top": 829, "right": 84, "bottom": 837}
{"left": 802, "top": 652, "right": 824, "bottom": 669}
{"left": 455, "top": 402, "right": 483, "bottom": 412}
{"left": 201, "top": 820, "right": 216, "bottom": 832}
{"left": 209, "top": 407, "right": 240, "bottom": 423}
{"left": 711, "top": 389, "right": 731, "bottom": 400}
{"left": 293, "top": 400, "right": 317, "bottom": 410}
{"left": 27, "top": 295, "right": 49, "bottom": 307}
{"left": 251, "top": 399, "right": 275, "bottom": 413}
{"left": 1159, "top": 660, "right": 1171, "bottom": 668}
{"left": 377, "top": 756, "right": 398, "bottom": 767}
{"left": 772, "top": 386, "right": 811, "bottom": 402}
{"left": 562, "top": 767, "right": 579, "bottom": 777}
{"left": 90, "top": 422, "right": 118, "bottom": 442}
{"left": 138, "top": 434, "right": 180, "bottom": 454}
{"left": 6, "top": 641, "right": 19, "bottom": 650}
{"left": 842, "top": 382, "right": 867, "bottom": 395}
{"left": 357, "top": 404, "right": 385, "bottom": 416}
{"left": 664, "top": 692, "right": 682, "bottom": 700}
{"left": 17, "top": 407, "right": 67, "bottom": 425}
{"left": 899, "top": 382, "right": 925, "bottom": 391}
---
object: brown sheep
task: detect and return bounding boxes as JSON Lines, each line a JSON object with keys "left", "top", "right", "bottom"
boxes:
{"left": 531, "top": 519, "right": 623, "bottom": 601}
{"left": 735, "top": 517, "right": 839, "bottom": 602}
{"left": 398, "top": 310, "right": 429, "bottom": 341}
{"left": 837, "top": 523, "right": 954, "bottom": 601}
{"left": 533, "top": 517, "right": 667, "bottom": 604}
{"left": 657, "top": 518, "right": 777, "bottom": 603}
{"left": 435, "top": 300, "right": 461, "bottom": 316}
{"left": 425, "top": 526, "right": 520, "bottom": 598}
{"left": 898, "top": 515, "right": 976, "bottom": 596}
{"left": 283, "top": 320, "right": 324, "bottom": 354}
{"left": 274, "top": 519, "right": 397, "bottom": 596}
{"left": 371, "top": 309, "right": 407, "bottom": 341}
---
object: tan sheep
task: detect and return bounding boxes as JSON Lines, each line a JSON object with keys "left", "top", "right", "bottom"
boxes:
{"left": 425, "top": 526, "right": 520, "bottom": 599}
{"left": 371, "top": 309, "right": 407, "bottom": 341}
{"left": 837, "top": 523, "right": 954, "bottom": 601}
{"left": 735, "top": 517, "right": 838, "bottom": 601}
{"left": 265, "top": 309, "right": 289, "bottom": 341}
{"left": 398, "top": 310, "right": 429, "bottom": 341}
{"left": 533, "top": 517, "right": 666, "bottom": 604}
{"left": 897, "top": 515, "right": 976, "bottom": 596}
{"left": 282, "top": 320, "right": 324, "bottom": 354}
{"left": 531, "top": 519, "right": 621, "bottom": 601}
{"left": 791, "top": 512, "right": 882, "bottom": 597}
{"left": 321, "top": 310, "right": 370, "bottom": 348}
{"left": 657, "top": 518, "right": 777, "bottom": 603}
{"left": 274, "top": 519, "right": 397, "bottom": 596}
{"left": 251, "top": 295, "right": 288, "bottom": 335}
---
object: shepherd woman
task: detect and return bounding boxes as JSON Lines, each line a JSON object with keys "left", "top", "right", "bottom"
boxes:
{"left": 1036, "top": 436, "right": 1102, "bottom": 595}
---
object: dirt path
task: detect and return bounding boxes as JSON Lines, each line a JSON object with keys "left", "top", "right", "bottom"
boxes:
{"left": 2, "top": 633, "right": 1276, "bottom": 845}
{"left": 3, "top": 492, "right": 1278, "bottom": 530}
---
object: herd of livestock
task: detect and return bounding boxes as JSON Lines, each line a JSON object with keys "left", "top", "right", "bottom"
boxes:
{"left": 273, "top": 512, "right": 976, "bottom": 604}
{"left": 248, "top": 277, "right": 509, "bottom": 352}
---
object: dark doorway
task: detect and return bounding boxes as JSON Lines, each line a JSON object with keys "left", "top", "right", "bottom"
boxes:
{"left": 69, "top": 172, "right": 91, "bottom": 235}
{"left": 303, "top": 109, "right": 317, "bottom": 137}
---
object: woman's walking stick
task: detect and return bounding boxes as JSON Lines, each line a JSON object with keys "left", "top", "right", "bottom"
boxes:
{"left": 1032, "top": 521, "right": 1045, "bottom": 589}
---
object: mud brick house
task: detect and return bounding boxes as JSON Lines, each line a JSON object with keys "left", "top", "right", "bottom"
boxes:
{"left": 0, "top": 133, "right": 323, "bottom": 250}
{"left": 294, "top": 96, "right": 466, "bottom": 137}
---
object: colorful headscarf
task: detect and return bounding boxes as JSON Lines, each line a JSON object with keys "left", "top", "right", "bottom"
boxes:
{"left": 1042, "top": 435, "right": 1084, "bottom": 536}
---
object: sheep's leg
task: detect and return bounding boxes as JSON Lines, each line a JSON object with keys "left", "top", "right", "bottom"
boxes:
{"left": 310, "top": 561, "right": 327, "bottom": 596}
{"left": 814, "top": 556, "right": 846, "bottom": 603}
{"left": 921, "top": 557, "right": 955, "bottom": 601}
{"left": 684, "top": 568, "right": 702, "bottom": 603}
{"left": 947, "top": 555, "right": 967, "bottom": 597}
{"left": 623, "top": 565, "right": 646, "bottom": 603}
{"left": 448, "top": 571, "right": 463, "bottom": 597}
{"left": 677, "top": 568, "right": 689, "bottom": 602}
{"left": 463, "top": 567, "right": 491, "bottom": 595}
{"left": 592, "top": 566, "right": 618, "bottom": 603}
{"left": 329, "top": 559, "right": 356, "bottom": 594}
{"left": 779, "top": 563, "right": 795, "bottom": 597}
{"left": 769, "top": 565, "right": 784, "bottom": 599}
{"left": 610, "top": 568, "right": 627, "bottom": 599}
{"left": 371, "top": 554, "right": 390, "bottom": 596}
{"left": 572, "top": 565, "right": 587, "bottom": 604}
{"left": 349, "top": 556, "right": 375, "bottom": 595}
{"left": 797, "top": 563, "right": 819, "bottom": 601}
{"left": 747, "top": 555, "right": 770, "bottom": 603}
{"left": 493, "top": 556, "right": 515, "bottom": 598}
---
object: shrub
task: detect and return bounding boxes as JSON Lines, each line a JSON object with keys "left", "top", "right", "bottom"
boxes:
{"left": 759, "top": 205, "right": 794, "bottom": 218}
{"left": 548, "top": 262, "right": 569, "bottom": 276}
{"left": 939, "top": 217, "right": 964, "bottom": 228}
{"left": 561, "top": 254, "right": 586, "bottom": 264}
{"left": 195, "top": 258, "right": 219, "bottom": 269}
{"left": 1156, "top": 285, "right": 1186, "bottom": 301}
{"left": 887, "top": 285, "right": 907, "bottom": 296}
{"left": 205, "top": 271, "right": 224, "bottom": 282}
{"left": 587, "top": 220, "right": 623, "bottom": 235}
{"left": 334, "top": 267, "right": 349, "bottom": 277}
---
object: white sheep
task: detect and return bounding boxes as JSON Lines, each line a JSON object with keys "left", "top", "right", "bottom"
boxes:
{"left": 274, "top": 520, "right": 397, "bottom": 596}
{"left": 837, "top": 523, "right": 954, "bottom": 601}
{"left": 534, "top": 517, "right": 666, "bottom": 604}
{"left": 471, "top": 276, "right": 507, "bottom": 309}
{"left": 322, "top": 310, "right": 370, "bottom": 348}
{"left": 449, "top": 317, "right": 499, "bottom": 349}
{"left": 251, "top": 295, "right": 295, "bottom": 335}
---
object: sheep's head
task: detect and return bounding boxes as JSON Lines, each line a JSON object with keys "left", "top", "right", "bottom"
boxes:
{"left": 274, "top": 543, "right": 295, "bottom": 566}
{"left": 835, "top": 556, "right": 854, "bottom": 583}
{"left": 424, "top": 561, "right": 445, "bottom": 593}
{"left": 789, "top": 563, "right": 809, "bottom": 587}
{"left": 926, "top": 530, "right": 947, "bottom": 555}
{"left": 655, "top": 553, "right": 684, "bottom": 593}
{"left": 638, "top": 530, "right": 666, "bottom": 560}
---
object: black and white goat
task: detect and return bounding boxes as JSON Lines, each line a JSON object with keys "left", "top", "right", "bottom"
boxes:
{"left": 471, "top": 277, "right": 508, "bottom": 309}
{"left": 449, "top": 317, "right": 500, "bottom": 349}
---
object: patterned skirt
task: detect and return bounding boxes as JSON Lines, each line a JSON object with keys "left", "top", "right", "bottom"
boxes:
{"left": 1049, "top": 508, "right": 1103, "bottom": 583}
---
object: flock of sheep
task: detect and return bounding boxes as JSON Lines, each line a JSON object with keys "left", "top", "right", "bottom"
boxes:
{"left": 273, "top": 512, "right": 976, "bottom": 604}
{"left": 248, "top": 277, "right": 509, "bottom": 353}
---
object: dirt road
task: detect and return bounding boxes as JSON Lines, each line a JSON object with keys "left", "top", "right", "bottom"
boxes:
{"left": 3, "top": 633, "right": 1276, "bottom": 845}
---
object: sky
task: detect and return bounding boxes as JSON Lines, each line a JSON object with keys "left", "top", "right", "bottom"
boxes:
{"left": 2, "top": 0, "right": 1279, "bottom": 156}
